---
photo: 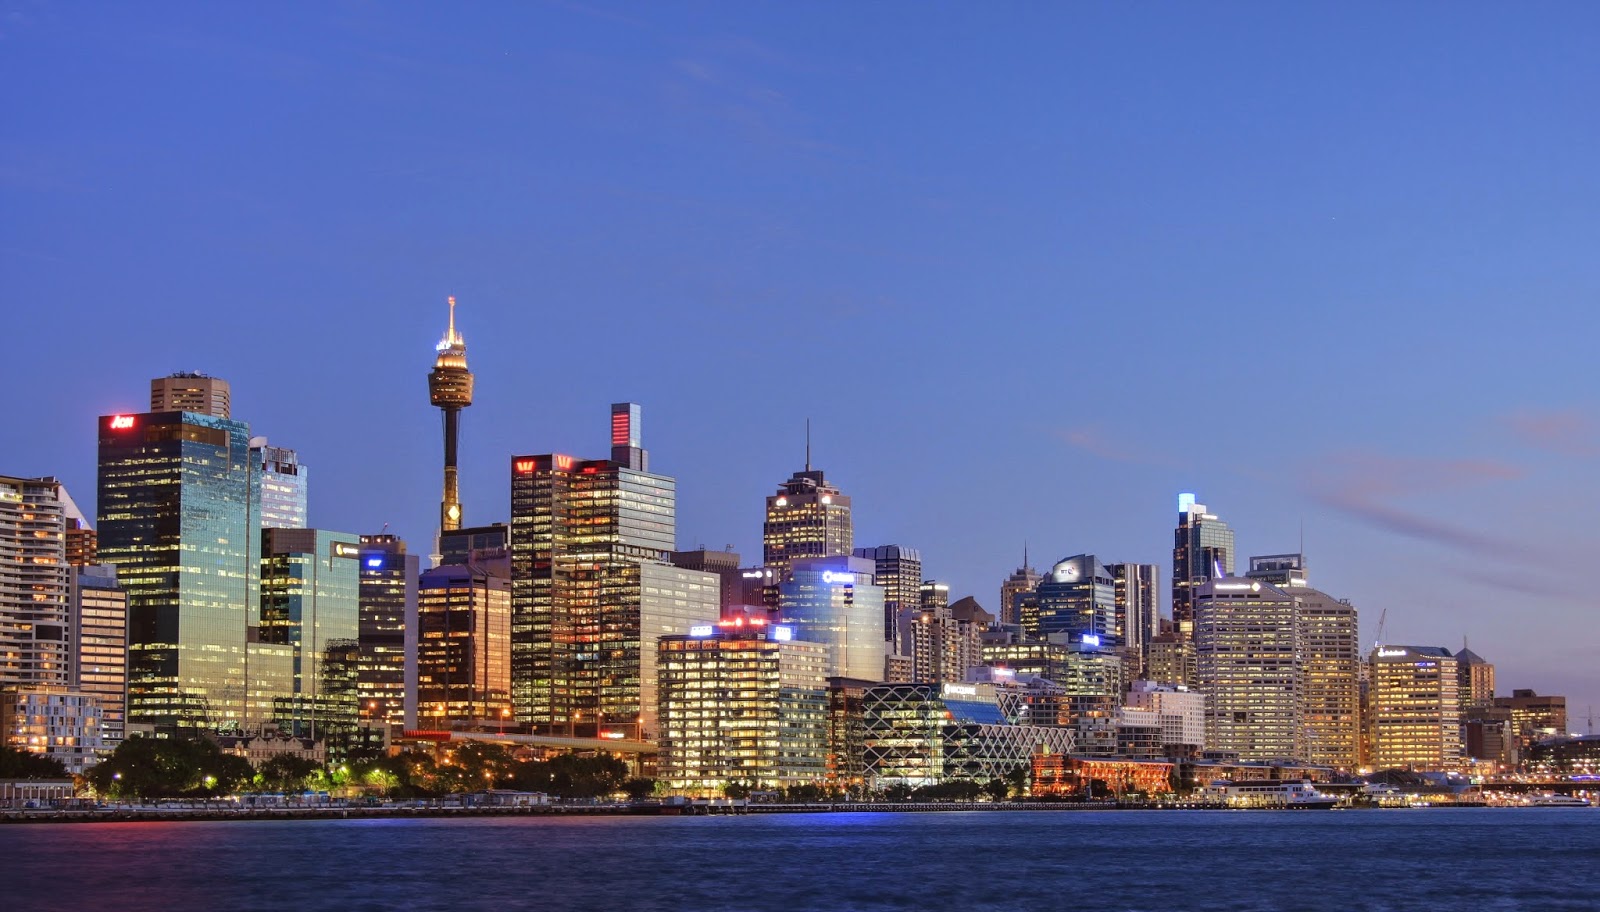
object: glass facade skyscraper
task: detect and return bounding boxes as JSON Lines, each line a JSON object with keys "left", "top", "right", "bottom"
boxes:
{"left": 1172, "top": 494, "right": 1234, "bottom": 639}
{"left": 509, "top": 404, "right": 711, "bottom": 739}
{"left": 258, "top": 528, "right": 361, "bottom": 742}
{"left": 97, "top": 409, "right": 258, "bottom": 732}
{"left": 777, "top": 556, "right": 887, "bottom": 682}
{"left": 1030, "top": 555, "right": 1118, "bottom": 645}
{"left": 253, "top": 443, "right": 307, "bottom": 530}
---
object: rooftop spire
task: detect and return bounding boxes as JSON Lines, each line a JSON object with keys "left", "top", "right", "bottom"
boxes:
{"left": 805, "top": 418, "right": 811, "bottom": 472}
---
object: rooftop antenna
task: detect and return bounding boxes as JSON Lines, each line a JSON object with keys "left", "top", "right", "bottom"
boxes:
{"left": 1023, "top": 541, "right": 1029, "bottom": 571}
{"left": 805, "top": 418, "right": 811, "bottom": 472}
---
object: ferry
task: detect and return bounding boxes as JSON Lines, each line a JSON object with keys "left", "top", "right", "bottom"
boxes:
{"left": 1521, "top": 793, "right": 1592, "bottom": 808}
{"left": 1207, "top": 779, "right": 1340, "bottom": 809}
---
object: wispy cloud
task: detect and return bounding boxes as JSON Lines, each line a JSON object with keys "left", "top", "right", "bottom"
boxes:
{"left": 1054, "top": 426, "right": 1180, "bottom": 469}
{"left": 1499, "top": 408, "right": 1600, "bottom": 458}
{"left": 1302, "top": 451, "right": 1522, "bottom": 557}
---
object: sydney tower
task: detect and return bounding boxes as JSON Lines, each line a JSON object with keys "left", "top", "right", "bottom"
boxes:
{"left": 428, "top": 296, "right": 474, "bottom": 558}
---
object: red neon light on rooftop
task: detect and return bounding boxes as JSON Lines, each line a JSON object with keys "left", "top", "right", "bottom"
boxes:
{"left": 514, "top": 459, "right": 537, "bottom": 474}
{"left": 109, "top": 415, "right": 135, "bottom": 430}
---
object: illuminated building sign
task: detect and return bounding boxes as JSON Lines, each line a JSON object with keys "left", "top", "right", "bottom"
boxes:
{"left": 741, "top": 571, "right": 766, "bottom": 579}
{"left": 1080, "top": 634, "right": 1102, "bottom": 647}
{"left": 109, "top": 415, "right": 135, "bottom": 430}
{"left": 942, "top": 684, "right": 977, "bottom": 698}
{"left": 821, "top": 571, "right": 855, "bottom": 585}
{"left": 772, "top": 625, "right": 793, "bottom": 642}
{"left": 332, "top": 542, "right": 361, "bottom": 559}
{"left": 1213, "top": 582, "right": 1260, "bottom": 592}
{"left": 688, "top": 625, "right": 715, "bottom": 637}
{"left": 1376, "top": 647, "right": 1409, "bottom": 658}
{"left": 513, "top": 455, "right": 576, "bottom": 473}
{"left": 365, "top": 558, "right": 383, "bottom": 569}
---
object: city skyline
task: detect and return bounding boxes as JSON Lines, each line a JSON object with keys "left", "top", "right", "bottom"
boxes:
{"left": 3, "top": 4, "right": 1596, "bottom": 719}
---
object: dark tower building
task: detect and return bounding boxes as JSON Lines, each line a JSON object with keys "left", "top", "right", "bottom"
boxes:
{"left": 1172, "top": 493, "right": 1234, "bottom": 640}
{"left": 428, "top": 296, "right": 474, "bottom": 562}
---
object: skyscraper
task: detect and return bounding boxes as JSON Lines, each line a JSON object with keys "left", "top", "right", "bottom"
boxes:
{"left": 258, "top": 528, "right": 361, "bottom": 741}
{"left": 1456, "top": 645, "right": 1495, "bottom": 709}
{"left": 428, "top": 296, "right": 474, "bottom": 559}
{"left": 853, "top": 544, "right": 922, "bottom": 645}
{"left": 253, "top": 441, "right": 308, "bottom": 530}
{"left": 0, "top": 475, "right": 73, "bottom": 689}
{"left": 97, "top": 408, "right": 259, "bottom": 732}
{"left": 777, "top": 556, "right": 887, "bottom": 681}
{"left": 763, "top": 442, "right": 852, "bottom": 576}
{"left": 357, "top": 534, "right": 419, "bottom": 728}
{"left": 998, "top": 547, "right": 1041, "bottom": 628}
{"left": 658, "top": 621, "right": 830, "bottom": 795}
{"left": 509, "top": 404, "right": 716, "bottom": 739}
{"left": 1194, "top": 578, "right": 1303, "bottom": 761}
{"left": 71, "top": 563, "right": 127, "bottom": 745}
{"left": 150, "top": 371, "right": 231, "bottom": 417}
{"left": 1030, "top": 555, "right": 1118, "bottom": 645}
{"left": 1107, "top": 562, "right": 1159, "bottom": 667}
{"left": 1249, "top": 556, "right": 1360, "bottom": 771}
{"left": 416, "top": 563, "right": 511, "bottom": 726}
{"left": 1172, "top": 494, "right": 1234, "bottom": 639}
{"left": 1370, "top": 646, "right": 1461, "bottom": 771}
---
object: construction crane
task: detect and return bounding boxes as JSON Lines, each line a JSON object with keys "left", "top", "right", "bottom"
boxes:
{"left": 1371, "top": 607, "right": 1387, "bottom": 653}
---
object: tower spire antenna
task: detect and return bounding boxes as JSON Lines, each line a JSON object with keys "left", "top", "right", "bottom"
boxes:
{"left": 805, "top": 418, "right": 811, "bottom": 472}
{"left": 447, "top": 295, "right": 459, "bottom": 344}
{"left": 1023, "top": 540, "right": 1029, "bottom": 570}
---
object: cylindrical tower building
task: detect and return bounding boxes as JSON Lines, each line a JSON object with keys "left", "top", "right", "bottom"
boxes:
{"left": 428, "top": 296, "right": 474, "bottom": 556}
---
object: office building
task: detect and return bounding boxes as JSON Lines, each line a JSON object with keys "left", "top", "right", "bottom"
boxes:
{"left": 1030, "top": 555, "right": 1118, "bottom": 645}
{"left": 1494, "top": 690, "right": 1567, "bottom": 755}
{"left": 998, "top": 548, "right": 1042, "bottom": 628}
{"left": 258, "top": 529, "right": 361, "bottom": 743}
{"left": 253, "top": 442, "right": 307, "bottom": 530}
{"left": 1145, "top": 632, "right": 1196, "bottom": 687}
{"left": 71, "top": 564, "right": 127, "bottom": 744}
{"left": 98, "top": 405, "right": 258, "bottom": 732}
{"left": 898, "top": 587, "right": 988, "bottom": 684}
{"left": 440, "top": 523, "right": 510, "bottom": 572}
{"left": 1194, "top": 578, "right": 1303, "bottom": 761}
{"left": 150, "top": 371, "right": 231, "bottom": 417}
{"left": 357, "top": 534, "right": 419, "bottom": 728}
{"left": 762, "top": 452, "right": 852, "bottom": 576}
{"left": 510, "top": 404, "right": 715, "bottom": 739}
{"left": 416, "top": 563, "right": 511, "bottom": 726}
{"left": 1125, "top": 681, "right": 1206, "bottom": 755}
{"left": 1108, "top": 562, "right": 1159, "bottom": 666}
{"left": 1297, "top": 590, "right": 1360, "bottom": 771}
{"left": 667, "top": 548, "right": 745, "bottom": 615}
{"left": 657, "top": 621, "right": 829, "bottom": 795}
{"left": 1456, "top": 646, "right": 1495, "bottom": 709}
{"left": 853, "top": 545, "right": 922, "bottom": 645}
{"left": 1172, "top": 494, "right": 1234, "bottom": 639}
{"left": 776, "top": 556, "right": 887, "bottom": 682}
{"left": 428, "top": 296, "right": 475, "bottom": 559}
{"left": 860, "top": 681, "right": 1075, "bottom": 787}
{"left": 1370, "top": 646, "right": 1461, "bottom": 771}
{"left": 0, "top": 475, "right": 73, "bottom": 689}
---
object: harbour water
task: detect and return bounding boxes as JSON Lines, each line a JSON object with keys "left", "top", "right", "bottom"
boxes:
{"left": 9, "top": 808, "right": 1598, "bottom": 911}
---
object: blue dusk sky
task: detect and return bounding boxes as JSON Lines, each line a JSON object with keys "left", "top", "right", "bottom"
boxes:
{"left": 2, "top": 3, "right": 1596, "bottom": 721}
